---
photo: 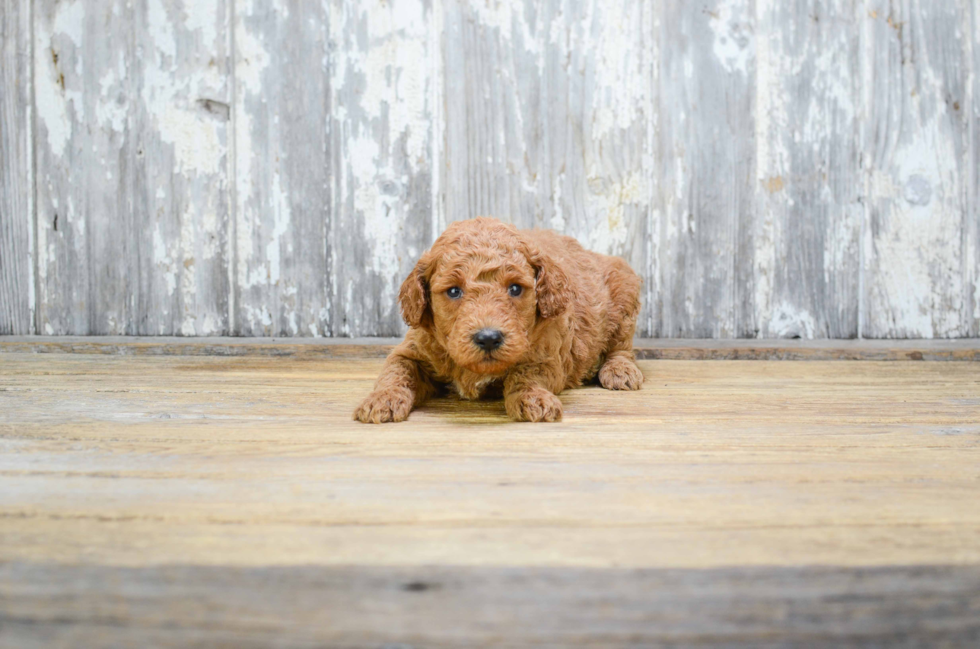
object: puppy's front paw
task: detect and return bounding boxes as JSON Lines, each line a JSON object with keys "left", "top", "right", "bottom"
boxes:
{"left": 353, "top": 388, "right": 413, "bottom": 423}
{"left": 506, "top": 387, "right": 563, "bottom": 422}
{"left": 599, "top": 356, "right": 644, "bottom": 391}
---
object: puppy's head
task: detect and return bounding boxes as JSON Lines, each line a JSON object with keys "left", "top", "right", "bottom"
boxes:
{"left": 399, "top": 217, "right": 570, "bottom": 375}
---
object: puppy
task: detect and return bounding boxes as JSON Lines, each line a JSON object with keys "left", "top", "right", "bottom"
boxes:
{"left": 353, "top": 217, "right": 643, "bottom": 423}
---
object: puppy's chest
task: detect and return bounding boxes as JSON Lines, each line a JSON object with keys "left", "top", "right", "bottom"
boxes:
{"left": 440, "top": 373, "right": 504, "bottom": 401}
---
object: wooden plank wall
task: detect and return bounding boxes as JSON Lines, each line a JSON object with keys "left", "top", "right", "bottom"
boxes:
{"left": 0, "top": 0, "right": 977, "bottom": 338}
{"left": 0, "top": 0, "right": 33, "bottom": 335}
{"left": 32, "top": 0, "right": 232, "bottom": 336}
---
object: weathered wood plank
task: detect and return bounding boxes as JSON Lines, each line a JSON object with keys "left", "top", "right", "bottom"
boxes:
{"left": 0, "top": 0, "right": 33, "bottom": 335}
{"left": 970, "top": 0, "right": 979, "bottom": 337}
{"left": 2, "top": 336, "right": 979, "bottom": 361}
{"left": 135, "top": 0, "right": 232, "bottom": 336}
{"left": 861, "top": 1, "right": 973, "bottom": 338}
{"left": 328, "top": 0, "right": 437, "bottom": 337}
{"left": 34, "top": 0, "right": 231, "bottom": 335}
{"left": 34, "top": 0, "right": 132, "bottom": 334}
{"left": 442, "top": 1, "right": 542, "bottom": 228}
{"left": 1, "top": 353, "right": 978, "bottom": 643}
{"left": 233, "top": 0, "right": 331, "bottom": 337}
{"left": 0, "top": 354, "right": 978, "bottom": 570}
{"left": 751, "top": 1, "right": 862, "bottom": 338}
{"left": 656, "top": 0, "right": 756, "bottom": 338}
{"left": 2, "top": 563, "right": 978, "bottom": 648}
{"left": 16, "top": 3, "right": 979, "bottom": 340}
{"left": 0, "top": 336, "right": 400, "bottom": 358}
{"left": 442, "top": 0, "right": 655, "bottom": 335}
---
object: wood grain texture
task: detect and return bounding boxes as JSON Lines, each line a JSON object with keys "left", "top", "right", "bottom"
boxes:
{"left": 2, "top": 564, "right": 978, "bottom": 648}
{"left": 656, "top": 0, "right": 755, "bottom": 338}
{"left": 0, "top": 354, "right": 978, "bottom": 570}
{"left": 752, "top": 0, "right": 862, "bottom": 339}
{"left": 971, "top": 0, "right": 979, "bottom": 337}
{"left": 0, "top": 0, "right": 33, "bottom": 335}
{"left": 7, "top": 3, "right": 980, "bottom": 339}
{"left": 33, "top": 0, "right": 132, "bottom": 335}
{"left": 328, "top": 0, "right": 437, "bottom": 337}
{"left": 861, "top": 1, "right": 973, "bottom": 338}
{"left": 233, "top": 0, "right": 331, "bottom": 337}
{"left": 443, "top": 0, "right": 655, "bottom": 334}
{"left": 0, "top": 353, "right": 978, "bottom": 645}
{"left": 133, "top": 0, "right": 232, "bottom": 336}
{"left": 33, "top": 0, "right": 231, "bottom": 336}
{"left": 2, "top": 336, "right": 979, "bottom": 360}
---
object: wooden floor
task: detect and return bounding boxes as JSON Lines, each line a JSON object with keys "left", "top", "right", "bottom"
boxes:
{"left": 1, "top": 348, "right": 979, "bottom": 647}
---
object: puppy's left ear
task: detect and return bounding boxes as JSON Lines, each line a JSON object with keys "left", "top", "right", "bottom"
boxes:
{"left": 399, "top": 254, "right": 432, "bottom": 329}
{"left": 522, "top": 238, "right": 571, "bottom": 319}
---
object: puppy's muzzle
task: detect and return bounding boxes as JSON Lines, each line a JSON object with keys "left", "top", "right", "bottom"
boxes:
{"left": 472, "top": 328, "right": 505, "bottom": 352}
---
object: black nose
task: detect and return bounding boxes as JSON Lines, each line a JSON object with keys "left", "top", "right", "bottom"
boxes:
{"left": 472, "top": 328, "right": 504, "bottom": 352}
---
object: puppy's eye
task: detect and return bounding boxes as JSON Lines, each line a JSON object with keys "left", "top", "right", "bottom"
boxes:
{"left": 508, "top": 284, "right": 523, "bottom": 297}
{"left": 446, "top": 287, "right": 463, "bottom": 299}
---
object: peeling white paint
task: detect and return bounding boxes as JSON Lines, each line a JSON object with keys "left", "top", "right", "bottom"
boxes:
{"left": 147, "top": 0, "right": 177, "bottom": 62}
{"left": 140, "top": 0, "right": 226, "bottom": 178}
{"left": 768, "top": 303, "right": 817, "bottom": 339}
{"left": 803, "top": 43, "right": 856, "bottom": 144}
{"left": 708, "top": 0, "right": 753, "bottom": 76}
{"left": 588, "top": 1, "right": 645, "bottom": 141}
{"left": 159, "top": 107, "right": 222, "bottom": 175}
{"left": 65, "top": 195, "right": 83, "bottom": 255}
{"left": 235, "top": 15, "right": 270, "bottom": 95}
{"left": 24, "top": 0, "right": 976, "bottom": 339}
{"left": 585, "top": 171, "right": 647, "bottom": 255}
{"left": 258, "top": 306, "right": 273, "bottom": 327}
{"left": 352, "top": 0, "right": 429, "bottom": 166}
{"left": 182, "top": 0, "right": 218, "bottom": 49}
{"left": 52, "top": 0, "right": 85, "bottom": 49}
{"left": 29, "top": 0, "right": 231, "bottom": 336}
{"left": 468, "top": 0, "right": 539, "bottom": 57}
{"left": 428, "top": 0, "right": 445, "bottom": 240}
{"left": 326, "top": 0, "right": 438, "bottom": 333}
{"left": 234, "top": 109, "right": 258, "bottom": 291}
{"left": 865, "top": 25, "right": 966, "bottom": 338}
{"left": 550, "top": 170, "right": 566, "bottom": 231}
{"left": 34, "top": 56, "right": 70, "bottom": 157}
{"left": 179, "top": 205, "right": 199, "bottom": 333}
{"left": 349, "top": 133, "right": 401, "bottom": 288}
{"left": 198, "top": 314, "right": 217, "bottom": 335}
{"left": 234, "top": 0, "right": 271, "bottom": 312}
{"left": 34, "top": 3, "right": 85, "bottom": 158}
{"left": 265, "top": 170, "right": 292, "bottom": 285}
{"left": 153, "top": 226, "right": 178, "bottom": 298}
{"left": 753, "top": 0, "right": 778, "bottom": 327}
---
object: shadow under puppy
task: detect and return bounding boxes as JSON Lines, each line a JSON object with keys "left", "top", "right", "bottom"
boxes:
{"left": 354, "top": 217, "right": 643, "bottom": 423}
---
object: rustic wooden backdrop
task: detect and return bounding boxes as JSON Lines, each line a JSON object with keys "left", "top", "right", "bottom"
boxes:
{"left": 1, "top": 0, "right": 978, "bottom": 338}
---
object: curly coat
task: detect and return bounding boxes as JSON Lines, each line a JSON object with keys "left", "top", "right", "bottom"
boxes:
{"left": 354, "top": 217, "right": 643, "bottom": 423}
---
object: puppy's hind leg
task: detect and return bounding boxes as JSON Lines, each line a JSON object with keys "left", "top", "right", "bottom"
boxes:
{"left": 598, "top": 257, "right": 644, "bottom": 391}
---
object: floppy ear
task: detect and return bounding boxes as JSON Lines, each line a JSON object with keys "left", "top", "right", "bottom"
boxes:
{"left": 399, "top": 255, "right": 432, "bottom": 328}
{"left": 522, "top": 238, "right": 571, "bottom": 319}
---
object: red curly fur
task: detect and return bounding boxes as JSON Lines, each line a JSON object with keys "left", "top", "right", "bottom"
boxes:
{"left": 353, "top": 217, "right": 643, "bottom": 423}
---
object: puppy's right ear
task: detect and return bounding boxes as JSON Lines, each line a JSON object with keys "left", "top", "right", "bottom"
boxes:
{"left": 399, "top": 256, "right": 431, "bottom": 329}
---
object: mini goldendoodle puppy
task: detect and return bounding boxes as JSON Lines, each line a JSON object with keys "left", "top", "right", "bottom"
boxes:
{"left": 353, "top": 217, "right": 643, "bottom": 423}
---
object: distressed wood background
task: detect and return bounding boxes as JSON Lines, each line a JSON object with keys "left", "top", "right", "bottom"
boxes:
{"left": 1, "top": 0, "right": 977, "bottom": 338}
